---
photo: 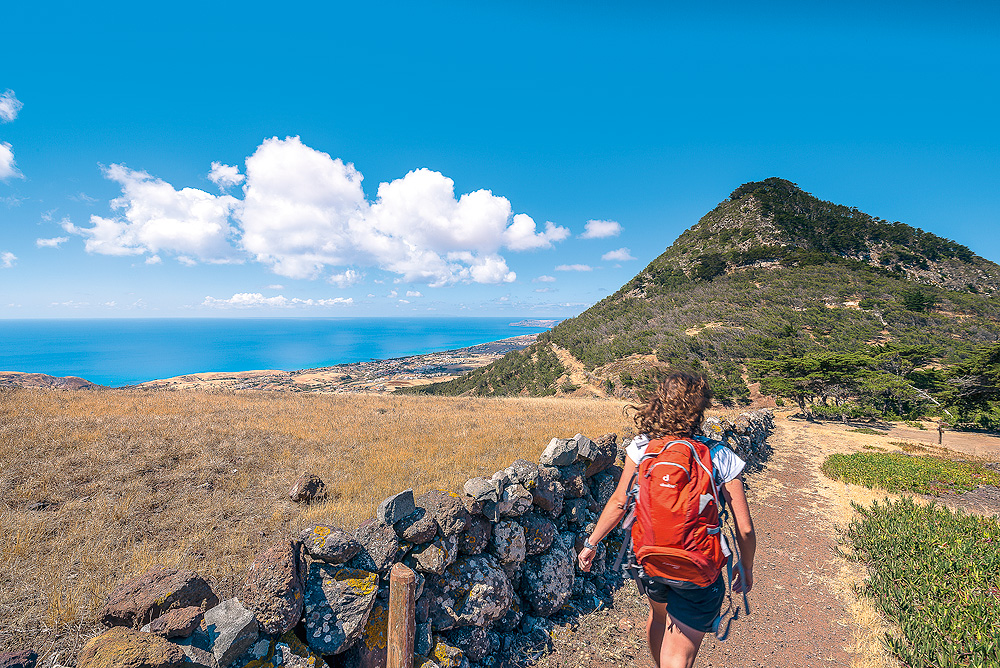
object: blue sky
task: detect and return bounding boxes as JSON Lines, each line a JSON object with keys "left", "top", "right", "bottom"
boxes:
{"left": 2, "top": 0, "right": 998, "bottom": 318}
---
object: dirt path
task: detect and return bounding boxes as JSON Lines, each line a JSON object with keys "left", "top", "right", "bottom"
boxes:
{"left": 539, "top": 414, "right": 907, "bottom": 668}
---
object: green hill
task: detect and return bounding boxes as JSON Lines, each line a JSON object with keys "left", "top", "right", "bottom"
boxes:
{"left": 404, "top": 179, "right": 1000, "bottom": 427}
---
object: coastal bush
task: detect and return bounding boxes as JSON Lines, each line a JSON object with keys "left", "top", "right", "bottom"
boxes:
{"left": 821, "top": 451, "right": 1000, "bottom": 495}
{"left": 842, "top": 498, "right": 1000, "bottom": 668}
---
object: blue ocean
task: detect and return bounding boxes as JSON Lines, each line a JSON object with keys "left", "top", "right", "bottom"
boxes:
{"left": 0, "top": 318, "right": 552, "bottom": 387}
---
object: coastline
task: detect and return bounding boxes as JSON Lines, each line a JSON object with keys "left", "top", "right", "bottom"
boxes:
{"left": 129, "top": 333, "right": 539, "bottom": 393}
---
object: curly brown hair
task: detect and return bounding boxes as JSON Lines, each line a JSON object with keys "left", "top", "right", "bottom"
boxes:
{"left": 628, "top": 371, "right": 712, "bottom": 437}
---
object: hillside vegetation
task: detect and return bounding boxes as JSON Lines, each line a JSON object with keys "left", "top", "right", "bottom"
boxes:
{"left": 406, "top": 179, "right": 1000, "bottom": 428}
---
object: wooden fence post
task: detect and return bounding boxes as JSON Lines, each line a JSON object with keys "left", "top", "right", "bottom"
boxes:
{"left": 387, "top": 562, "right": 416, "bottom": 668}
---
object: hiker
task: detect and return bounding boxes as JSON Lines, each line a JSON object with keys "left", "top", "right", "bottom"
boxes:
{"left": 578, "top": 372, "right": 757, "bottom": 668}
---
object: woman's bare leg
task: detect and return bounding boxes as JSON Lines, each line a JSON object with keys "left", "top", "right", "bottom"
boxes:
{"left": 646, "top": 601, "right": 666, "bottom": 667}
{"left": 647, "top": 599, "right": 706, "bottom": 668}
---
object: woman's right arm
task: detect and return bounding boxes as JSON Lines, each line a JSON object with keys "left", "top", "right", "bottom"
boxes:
{"left": 577, "top": 456, "right": 638, "bottom": 572}
{"left": 721, "top": 474, "right": 756, "bottom": 593}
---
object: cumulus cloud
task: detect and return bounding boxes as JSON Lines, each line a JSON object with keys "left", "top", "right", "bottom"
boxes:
{"left": 328, "top": 269, "right": 362, "bottom": 288}
{"left": 145, "top": 255, "right": 162, "bottom": 265}
{"left": 65, "top": 164, "right": 240, "bottom": 261}
{"left": 1, "top": 251, "right": 16, "bottom": 268}
{"left": 0, "top": 90, "right": 22, "bottom": 123}
{"left": 0, "top": 142, "right": 21, "bottom": 180}
{"left": 580, "top": 219, "right": 621, "bottom": 239}
{"left": 534, "top": 275, "right": 556, "bottom": 282}
{"left": 36, "top": 236, "right": 69, "bottom": 248}
{"left": 502, "top": 215, "right": 570, "bottom": 251}
{"left": 79, "top": 136, "right": 571, "bottom": 286}
{"left": 208, "top": 162, "right": 245, "bottom": 191}
{"left": 235, "top": 137, "right": 551, "bottom": 284}
{"left": 602, "top": 247, "right": 636, "bottom": 261}
{"left": 405, "top": 290, "right": 422, "bottom": 297}
{"left": 201, "top": 292, "right": 353, "bottom": 308}
{"left": 555, "top": 264, "right": 592, "bottom": 272}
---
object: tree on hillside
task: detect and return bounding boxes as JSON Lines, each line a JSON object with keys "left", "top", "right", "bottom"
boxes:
{"left": 944, "top": 341, "right": 1000, "bottom": 426}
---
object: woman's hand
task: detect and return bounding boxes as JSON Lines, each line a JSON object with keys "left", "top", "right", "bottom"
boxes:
{"left": 577, "top": 546, "right": 596, "bottom": 572}
{"left": 733, "top": 565, "right": 753, "bottom": 594}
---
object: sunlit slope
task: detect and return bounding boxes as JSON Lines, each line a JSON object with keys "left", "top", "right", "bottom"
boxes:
{"left": 406, "top": 178, "right": 1000, "bottom": 400}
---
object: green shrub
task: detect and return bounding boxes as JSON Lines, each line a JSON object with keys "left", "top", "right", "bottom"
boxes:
{"left": 842, "top": 498, "right": 1000, "bottom": 668}
{"left": 822, "top": 452, "right": 1000, "bottom": 495}
{"left": 848, "top": 427, "right": 886, "bottom": 435}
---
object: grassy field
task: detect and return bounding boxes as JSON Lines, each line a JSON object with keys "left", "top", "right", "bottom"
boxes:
{"left": 0, "top": 388, "right": 632, "bottom": 662}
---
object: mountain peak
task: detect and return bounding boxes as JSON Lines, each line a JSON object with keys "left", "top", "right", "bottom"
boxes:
{"left": 666, "top": 177, "right": 998, "bottom": 293}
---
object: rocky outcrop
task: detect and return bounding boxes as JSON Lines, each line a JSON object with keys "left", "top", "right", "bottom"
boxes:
{"left": 77, "top": 628, "right": 185, "bottom": 668}
{"left": 98, "top": 567, "right": 218, "bottom": 628}
{"left": 288, "top": 473, "right": 327, "bottom": 503}
{"left": 303, "top": 564, "right": 379, "bottom": 655}
{"left": 68, "top": 411, "right": 772, "bottom": 668}
{"left": 239, "top": 539, "right": 305, "bottom": 635}
{"left": 300, "top": 524, "right": 362, "bottom": 564}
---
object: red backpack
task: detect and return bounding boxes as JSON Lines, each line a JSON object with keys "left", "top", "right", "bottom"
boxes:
{"left": 630, "top": 436, "right": 726, "bottom": 588}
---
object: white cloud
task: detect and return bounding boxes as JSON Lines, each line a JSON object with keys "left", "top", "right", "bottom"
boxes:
{"left": 265, "top": 284, "right": 284, "bottom": 290}
{"left": 75, "top": 136, "right": 570, "bottom": 286}
{"left": 398, "top": 299, "right": 411, "bottom": 304}
{"left": 602, "top": 247, "right": 636, "bottom": 261}
{"left": 0, "top": 90, "right": 22, "bottom": 123}
{"left": 145, "top": 255, "right": 162, "bottom": 265}
{"left": 50, "top": 300, "right": 89, "bottom": 308}
{"left": 0, "top": 143, "right": 21, "bottom": 180}
{"left": 502, "top": 215, "right": 570, "bottom": 251}
{"left": 238, "top": 137, "right": 367, "bottom": 279}
{"left": 208, "top": 162, "right": 245, "bottom": 191}
{"left": 534, "top": 287, "right": 553, "bottom": 293}
{"left": 534, "top": 275, "right": 556, "bottom": 282}
{"left": 406, "top": 290, "right": 423, "bottom": 297}
{"left": 69, "top": 192, "right": 97, "bottom": 203}
{"left": 580, "top": 219, "right": 621, "bottom": 239}
{"left": 1, "top": 251, "right": 16, "bottom": 268}
{"left": 36, "top": 236, "right": 69, "bottom": 248}
{"left": 236, "top": 137, "right": 553, "bottom": 285}
{"left": 328, "top": 269, "right": 362, "bottom": 288}
{"left": 555, "top": 264, "right": 592, "bottom": 272}
{"left": 65, "top": 164, "right": 240, "bottom": 262}
{"left": 201, "top": 292, "right": 353, "bottom": 308}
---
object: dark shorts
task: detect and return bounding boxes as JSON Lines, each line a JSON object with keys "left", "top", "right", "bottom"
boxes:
{"left": 638, "top": 572, "right": 726, "bottom": 633}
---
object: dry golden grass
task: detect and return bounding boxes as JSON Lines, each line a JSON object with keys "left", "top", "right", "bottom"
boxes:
{"left": 0, "top": 388, "right": 632, "bottom": 663}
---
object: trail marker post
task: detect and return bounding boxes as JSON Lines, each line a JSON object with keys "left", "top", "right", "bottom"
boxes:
{"left": 388, "top": 562, "right": 416, "bottom": 668}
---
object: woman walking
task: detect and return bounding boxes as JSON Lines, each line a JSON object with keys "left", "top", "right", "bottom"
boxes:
{"left": 578, "top": 372, "right": 757, "bottom": 668}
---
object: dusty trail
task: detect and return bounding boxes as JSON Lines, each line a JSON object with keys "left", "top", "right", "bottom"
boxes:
{"left": 694, "top": 418, "right": 851, "bottom": 666}
{"left": 539, "top": 415, "right": 911, "bottom": 668}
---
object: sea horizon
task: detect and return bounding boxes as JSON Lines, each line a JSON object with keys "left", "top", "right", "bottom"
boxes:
{"left": 0, "top": 317, "right": 556, "bottom": 387}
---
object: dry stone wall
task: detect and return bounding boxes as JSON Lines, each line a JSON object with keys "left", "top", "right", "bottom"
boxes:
{"left": 58, "top": 410, "right": 773, "bottom": 668}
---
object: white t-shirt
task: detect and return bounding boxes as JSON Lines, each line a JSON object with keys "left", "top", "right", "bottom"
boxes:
{"left": 625, "top": 434, "right": 746, "bottom": 485}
